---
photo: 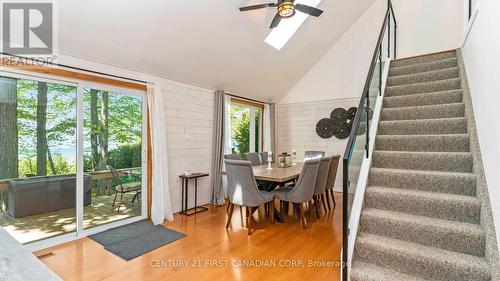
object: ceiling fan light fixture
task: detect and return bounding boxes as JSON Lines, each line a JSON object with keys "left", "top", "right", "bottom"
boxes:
{"left": 278, "top": 1, "right": 295, "bottom": 18}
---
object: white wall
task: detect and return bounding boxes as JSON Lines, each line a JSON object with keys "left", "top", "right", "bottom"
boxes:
{"left": 276, "top": 98, "right": 358, "bottom": 190}
{"left": 163, "top": 83, "right": 214, "bottom": 212}
{"left": 55, "top": 53, "right": 215, "bottom": 214}
{"left": 280, "top": 0, "right": 387, "bottom": 104}
{"left": 279, "top": 0, "right": 465, "bottom": 105}
{"left": 392, "top": 0, "right": 464, "bottom": 59}
{"left": 462, "top": 0, "right": 500, "bottom": 249}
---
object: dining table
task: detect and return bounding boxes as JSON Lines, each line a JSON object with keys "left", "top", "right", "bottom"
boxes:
{"left": 252, "top": 162, "right": 303, "bottom": 223}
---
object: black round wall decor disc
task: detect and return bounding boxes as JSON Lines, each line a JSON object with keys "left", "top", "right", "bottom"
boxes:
{"left": 334, "top": 123, "right": 351, "bottom": 139}
{"left": 316, "top": 118, "right": 335, "bottom": 139}
{"left": 330, "top": 108, "right": 349, "bottom": 126}
{"left": 347, "top": 107, "right": 357, "bottom": 120}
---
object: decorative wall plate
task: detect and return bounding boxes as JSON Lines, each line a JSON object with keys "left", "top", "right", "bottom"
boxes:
{"left": 315, "top": 107, "right": 360, "bottom": 139}
{"left": 347, "top": 107, "right": 357, "bottom": 120}
{"left": 330, "top": 108, "right": 349, "bottom": 126}
{"left": 316, "top": 118, "right": 335, "bottom": 139}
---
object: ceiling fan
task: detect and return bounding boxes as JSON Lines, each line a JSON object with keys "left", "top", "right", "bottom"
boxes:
{"left": 239, "top": 1, "right": 324, "bottom": 29}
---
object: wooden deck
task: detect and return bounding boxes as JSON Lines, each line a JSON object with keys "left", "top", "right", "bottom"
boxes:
{"left": 0, "top": 193, "right": 141, "bottom": 244}
{"left": 35, "top": 193, "right": 342, "bottom": 281}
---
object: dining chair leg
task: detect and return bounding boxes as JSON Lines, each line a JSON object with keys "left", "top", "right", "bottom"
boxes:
{"left": 331, "top": 189, "right": 336, "bottom": 207}
{"left": 299, "top": 203, "right": 307, "bottom": 229}
{"left": 226, "top": 203, "right": 234, "bottom": 228}
{"left": 320, "top": 194, "right": 328, "bottom": 214}
{"left": 314, "top": 196, "right": 320, "bottom": 219}
{"left": 226, "top": 201, "right": 230, "bottom": 213}
{"left": 326, "top": 191, "right": 332, "bottom": 211}
{"left": 294, "top": 203, "right": 299, "bottom": 219}
{"left": 269, "top": 199, "right": 275, "bottom": 224}
{"left": 247, "top": 207, "right": 252, "bottom": 235}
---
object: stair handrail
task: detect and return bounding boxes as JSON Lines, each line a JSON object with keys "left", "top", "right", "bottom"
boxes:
{"left": 341, "top": 1, "right": 397, "bottom": 280}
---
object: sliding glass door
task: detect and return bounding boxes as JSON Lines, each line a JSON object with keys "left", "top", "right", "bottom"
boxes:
{"left": 0, "top": 71, "right": 146, "bottom": 246}
{"left": 82, "top": 87, "right": 144, "bottom": 230}
{"left": 0, "top": 75, "right": 78, "bottom": 244}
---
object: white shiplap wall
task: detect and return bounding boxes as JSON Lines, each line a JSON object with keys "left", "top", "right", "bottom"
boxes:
{"left": 162, "top": 82, "right": 214, "bottom": 213}
{"left": 277, "top": 98, "right": 358, "bottom": 190}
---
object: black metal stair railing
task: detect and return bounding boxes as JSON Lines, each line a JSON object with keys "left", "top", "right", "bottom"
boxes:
{"left": 341, "top": 1, "right": 397, "bottom": 279}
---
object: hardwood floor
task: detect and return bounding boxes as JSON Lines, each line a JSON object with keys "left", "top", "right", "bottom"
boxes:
{"left": 35, "top": 193, "right": 342, "bottom": 281}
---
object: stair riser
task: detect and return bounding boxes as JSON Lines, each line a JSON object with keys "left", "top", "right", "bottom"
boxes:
{"left": 386, "top": 79, "right": 461, "bottom": 97}
{"left": 387, "top": 67, "right": 459, "bottom": 86}
{"left": 381, "top": 103, "right": 464, "bottom": 121}
{"left": 365, "top": 189, "right": 481, "bottom": 223}
{"left": 372, "top": 152, "right": 473, "bottom": 173}
{"left": 369, "top": 169, "right": 476, "bottom": 196}
{"left": 355, "top": 240, "right": 489, "bottom": 281}
{"left": 375, "top": 135, "right": 470, "bottom": 152}
{"left": 391, "top": 52, "right": 456, "bottom": 68}
{"left": 369, "top": 170, "right": 476, "bottom": 196}
{"left": 383, "top": 90, "right": 463, "bottom": 108}
{"left": 360, "top": 214, "right": 485, "bottom": 256}
{"left": 389, "top": 58, "right": 458, "bottom": 76}
{"left": 378, "top": 119, "right": 467, "bottom": 135}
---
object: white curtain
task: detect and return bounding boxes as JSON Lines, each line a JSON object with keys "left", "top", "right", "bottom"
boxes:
{"left": 147, "top": 84, "right": 174, "bottom": 224}
{"left": 263, "top": 104, "right": 272, "bottom": 152}
{"left": 221, "top": 95, "right": 232, "bottom": 198}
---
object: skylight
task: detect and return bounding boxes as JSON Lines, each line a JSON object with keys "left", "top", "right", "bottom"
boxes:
{"left": 265, "top": 0, "right": 323, "bottom": 50}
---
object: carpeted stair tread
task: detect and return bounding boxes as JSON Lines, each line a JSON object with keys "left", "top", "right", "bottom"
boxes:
{"left": 385, "top": 78, "right": 461, "bottom": 97}
{"left": 378, "top": 117, "right": 467, "bottom": 135}
{"left": 360, "top": 208, "right": 485, "bottom": 256}
{"left": 355, "top": 232, "right": 491, "bottom": 281}
{"left": 368, "top": 167, "right": 476, "bottom": 196}
{"left": 390, "top": 51, "right": 456, "bottom": 68}
{"left": 372, "top": 151, "right": 473, "bottom": 172}
{"left": 380, "top": 102, "right": 464, "bottom": 121}
{"left": 375, "top": 134, "right": 469, "bottom": 152}
{"left": 365, "top": 186, "right": 480, "bottom": 223}
{"left": 389, "top": 57, "right": 458, "bottom": 77}
{"left": 351, "top": 261, "right": 428, "bottom": 281}
{"left": 383, "top": 90, "right": 462, "bottom": 108}
{"left": 387, "top": 67, "right": 459, "bottom": 86}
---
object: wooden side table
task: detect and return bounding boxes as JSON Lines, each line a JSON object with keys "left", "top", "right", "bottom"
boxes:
{"left": 179, "top": 173, "right": 209, "bottom": 216}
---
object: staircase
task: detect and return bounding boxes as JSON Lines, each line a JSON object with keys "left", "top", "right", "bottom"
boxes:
{"left": 350, "top": 50, "right": 492, "bottom": 281}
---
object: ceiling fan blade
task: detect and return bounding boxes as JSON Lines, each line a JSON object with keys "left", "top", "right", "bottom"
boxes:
{"left": 270, "top": 13, "right": 281, "bottom": 29}
{"left": 239, "top": 3, "right": 277, "bottom": 11}
{"left": 295, "top": 4, "right": 324, "bottom": 17}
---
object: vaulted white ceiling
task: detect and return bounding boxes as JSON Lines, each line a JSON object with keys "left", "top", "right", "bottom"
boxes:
{"left": 57, "top": 0, "right": 375, "bottom": 101}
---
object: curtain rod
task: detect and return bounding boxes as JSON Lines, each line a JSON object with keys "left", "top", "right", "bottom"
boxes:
{"left": 226, "top": 93, "right": 272, "bottom": 105}
{"left": 0, "top": 52, "right": 148, "bottom": 84}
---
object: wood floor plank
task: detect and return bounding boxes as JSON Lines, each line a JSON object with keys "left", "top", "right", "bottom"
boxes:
{"left": 35, "top": 193, "right": 342, "bottom": 281}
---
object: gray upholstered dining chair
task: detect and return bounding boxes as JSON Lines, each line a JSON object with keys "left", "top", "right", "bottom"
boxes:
{"left": 304, "top": 151, "right": 325, "bottom": 160}
{"left": 274, "top": 158, "right": 320, "bottom": 229}
{"left": 311, "top": 156, "right": 332, "bottom": 218}
{"left": 260, "top": 151, "right": 271, "bottom": 163}
{"left": 224, "top": 159, "right": 275, "bottom": 235}
{"left": 244, "top": 152, "right": 262, "bottom": 166}
{"left": 224, "top": 153, "right": 242, "bottom": 160}
{"left": 325, "top": 155, "right": 341, "bottom": 210}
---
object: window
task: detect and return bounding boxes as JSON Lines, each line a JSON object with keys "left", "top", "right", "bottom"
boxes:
{"left": 0, "top": 71, "right": 146, "bottom": 245}
{"left": 230, "top": 98, "right": 263, "bottom": 154}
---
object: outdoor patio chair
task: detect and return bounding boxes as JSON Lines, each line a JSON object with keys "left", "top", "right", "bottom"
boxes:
{"left": 108, "top": 165, "right": 142, "bottom": 212}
